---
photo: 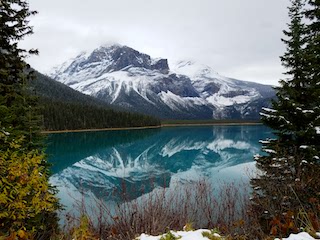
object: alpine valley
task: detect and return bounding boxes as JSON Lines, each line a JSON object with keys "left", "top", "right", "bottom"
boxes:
{"left": 49, "top": 44, "right": 275, "bottom": 120}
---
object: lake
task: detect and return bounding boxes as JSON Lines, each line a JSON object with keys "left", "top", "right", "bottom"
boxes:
{"left": 47, "top": 125, "right": 273, "bottom": 218}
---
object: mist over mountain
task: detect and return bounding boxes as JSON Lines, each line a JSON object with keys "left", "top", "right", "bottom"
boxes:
{"left": 50, "top": 44, "right": 275, "bottom": 119}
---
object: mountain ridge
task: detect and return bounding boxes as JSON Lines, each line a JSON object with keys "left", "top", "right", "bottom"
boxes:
{"left": 50, "top": 44, "right": 275, "bottom": 119}
{"left": 28, "top": 70, "right": 160, "bottom": 131}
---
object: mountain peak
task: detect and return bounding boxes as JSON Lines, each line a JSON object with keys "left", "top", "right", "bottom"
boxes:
{"left": 99, "top": 42, "right": 123, "bottom": 49}
{"left": 88, "top": 44, "right": 169, "bottom": 72}
{"left": 172, "top": 60, "right": 221, "bottom": 80}
{"left": 50, "top": 44, "right": 274, "bottom": 119}
{"left": 50, "top": 44, "right": 170, "bottom": 84}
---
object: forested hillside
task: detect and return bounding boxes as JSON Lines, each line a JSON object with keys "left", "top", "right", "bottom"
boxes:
{"left": 28, "top": 71, "right": 160, "bottom": 131}
{"left": 30, "top": 71, "right": 111, "bottom": 107}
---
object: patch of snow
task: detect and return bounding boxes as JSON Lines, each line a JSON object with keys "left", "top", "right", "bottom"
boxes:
{"left": 137, "top": 230, "right": 319, "bottom": 240}
{"left": 1, "top": 130, "right": 10, "bottom": 136}
{"left": 259, "top": 140, "right": 270, "bottom": 144}
{"left": 260, "top": 112, "right": 273, "bottom": 118}
{"left": 49, "top": 51, "right": 91, "bottom": 78}
{"left": 299, "top": 145, "right": 309, "bottom": 149}
{"left": 260, "top": 113, "right": 290, "bottom": 125}
{"left": 70, "top": 69, "right": 157, "bottom": 104}
{"left": 315, "top": 127, "right": 320, "bottom": 134}
{"left": 302, "top": 110, "right": 314, "bottom": 114}
{"left": 274, "top": 232, "right": 318, "bottom": 240}
{"left": 111, "top": 80, "right": 123, "bottom": 103}
{"left": 270, "top": 163, "right": 282, "bottom": 167}
{"left": 159, "top": 91, "right": 206, "bottom": 111}
{"left": 254, "top": 154, "right": 261, "bottom": 160}
{"left": 279, "top": 116, "right": 290, "bottom": 124}
{"left": 150, "top": 57, "right": 162, "bottom": 65}
{"left": 172, "top": 60, "right": 220, "bottom": 79}
{"left": 264, "top": 149, "right": 277, "bottom": 154}
{"left": 206, "top": 93, "right": 255, "bottom": 108}
{"left": 262, "top": 107, "right": 277, "bottom": 113}
{"left": 136, "top": 56, "right": 144, "bottom": 64}
{"left": 137, "top": 229, "right": 220, "bottom": 240}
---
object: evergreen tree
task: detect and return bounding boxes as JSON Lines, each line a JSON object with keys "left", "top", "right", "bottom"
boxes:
{"left": 0, "top": 0, "right": 59, "bottom": 237}
{"left": 0, "top": 0, "right": 41, "bottom": 150}
{"left": 305, "top": 0, "right": 320, "bottom": 128}
{"left": 251, "top": 0, "right": 320, "bottom": 236}
{"left": 305, "top": 0, "right": 320, "bottom": 81}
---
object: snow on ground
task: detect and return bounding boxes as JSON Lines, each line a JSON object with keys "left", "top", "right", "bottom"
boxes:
{"left": 136, "top": 229, "right": 220, "bottom": 240}
{"left": 275, "top": 232, "right": 320, "bottom": 240}
{"left": 136, "top": 230, "right": 320, "bottom": 240}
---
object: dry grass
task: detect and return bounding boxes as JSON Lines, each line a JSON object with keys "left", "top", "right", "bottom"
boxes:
{"left": 60, "top": 178, "right": 254, "bottom": 239}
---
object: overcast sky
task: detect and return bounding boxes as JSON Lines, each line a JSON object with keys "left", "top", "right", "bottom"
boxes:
{"left": 20, "top": 0, "right": 290, "bottom": 86}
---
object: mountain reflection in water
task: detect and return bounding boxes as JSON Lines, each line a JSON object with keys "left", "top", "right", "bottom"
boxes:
{"left": 47, "top": 125, "right": 272, "bottom": 213}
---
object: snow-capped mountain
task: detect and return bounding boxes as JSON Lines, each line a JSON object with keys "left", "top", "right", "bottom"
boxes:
{"left": 50, "top": 44, "right": 275, "bottom": 119}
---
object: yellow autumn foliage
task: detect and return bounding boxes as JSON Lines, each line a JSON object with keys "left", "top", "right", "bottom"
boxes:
{"left": 0, "top": 133, "right": 59, "bottom": 238}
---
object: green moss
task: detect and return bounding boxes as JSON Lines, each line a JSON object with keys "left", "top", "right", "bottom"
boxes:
{"left": 159, "top": 230, "right": 182, "bottom": 240}
{"left": 202, "top": 229, "right": 222, "bottom": 240}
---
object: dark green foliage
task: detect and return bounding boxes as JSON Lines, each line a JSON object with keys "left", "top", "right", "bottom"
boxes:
{"left": 305, "top": 0, "right": 320, "bottom": 82}
{"left": 0, "top": 0, "right": 59, "bottom": 237}
{"left": 29, "top": 71, "right": 111, "bottom": 108}
{"left": 0, "top": 0, "right": 41, "bottom": 151}
{"left": 27, "top": 71, "right": 160, "bottom": 131}
{"left": 251, "top": 0, "right": 320, "bottom": 236}
{"left": 42, "top": 99, "right": 160, "bottom": 131}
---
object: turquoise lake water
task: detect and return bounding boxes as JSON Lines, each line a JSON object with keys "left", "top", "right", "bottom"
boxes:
{"left": 46, "top": 125, "right": 273, "bottom": 216}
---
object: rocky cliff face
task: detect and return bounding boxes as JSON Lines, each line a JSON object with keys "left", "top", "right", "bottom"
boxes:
{"left": 50, "top": 44, "right": 275, "bottom": 119}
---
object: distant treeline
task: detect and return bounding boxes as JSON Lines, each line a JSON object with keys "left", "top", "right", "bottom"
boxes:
{"left": 28, "top": 71, "right": 160, "bottom": 131}
{"left": 41, "top": 99, "right": 160, "bottom": 131}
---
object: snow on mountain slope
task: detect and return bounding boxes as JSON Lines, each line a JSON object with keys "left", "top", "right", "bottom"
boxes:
{"left": 173, "top": 60, "right": 262, "bottom": 108}
{"left": 49, "top": 44, "right": 275, "bottom": 119}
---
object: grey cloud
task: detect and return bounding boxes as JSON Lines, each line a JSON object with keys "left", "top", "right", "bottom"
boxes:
{"left": 20, "top": 0, "right": 290, "bottom": 85}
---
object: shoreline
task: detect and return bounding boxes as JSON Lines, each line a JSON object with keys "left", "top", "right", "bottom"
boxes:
{"left": 41, "top": 125, "right": 162, "bottom": 134}
{"left": 161, "top": 122, "right": 262, "bottom": 127}
{"left": 41, "top": 122, "right": 262, "bottom": 134}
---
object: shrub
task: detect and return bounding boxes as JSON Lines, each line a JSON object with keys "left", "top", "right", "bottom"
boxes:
{"left": 62, "top": 179, "right": 251, "bottom": 239}
{"left": 0, "top": 133, "right": 59, "bottom": 238}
